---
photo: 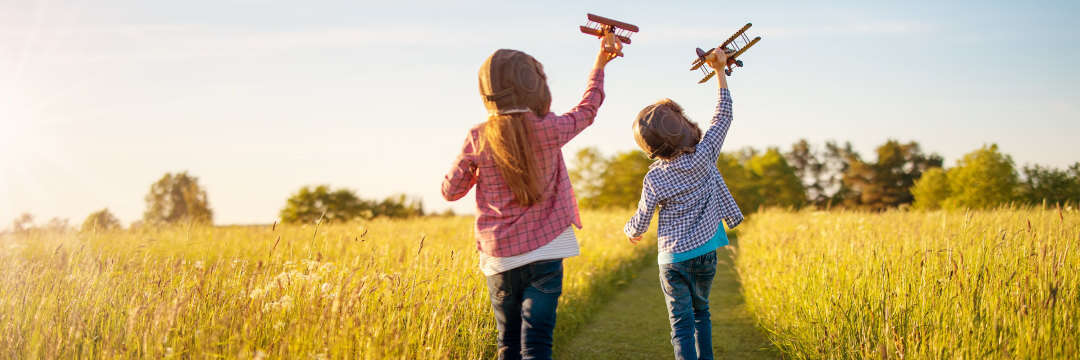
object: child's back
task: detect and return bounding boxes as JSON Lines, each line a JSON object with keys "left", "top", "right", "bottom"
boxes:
{"left": 442, "top": 42, "right": 622, "bottom": 360}
{"left": 624, "top": 88, "right": 743, "bottom": 257}
{"left": 623, "top": 48, "right": 742, "bottom": 360}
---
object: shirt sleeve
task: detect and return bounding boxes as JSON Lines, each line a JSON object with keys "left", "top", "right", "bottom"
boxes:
{"left": 624, "top": 175, "right": 658, "bottom": 238}
{"left": 441, "top": 132, "right": 478, "bottom": 201}
{"left": 693, "top": 88, "right": 733, "bottom": 164}
{"left": 552, "top": 67, "right": 606, "bottom": 147}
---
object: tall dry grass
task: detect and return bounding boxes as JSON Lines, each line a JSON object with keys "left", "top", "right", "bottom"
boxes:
{"left": 735, "top": 207, "right": 1080, "bottom": 359}
{"left": 0, "top": 210, "right": 652, "bottom": 359}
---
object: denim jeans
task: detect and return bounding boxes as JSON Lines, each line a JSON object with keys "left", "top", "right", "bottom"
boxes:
{"left": 485, "top": 259, "right": 563, "bottom": 360}
{"left": 659, "top": 250, "right": 717, "bottom": 360}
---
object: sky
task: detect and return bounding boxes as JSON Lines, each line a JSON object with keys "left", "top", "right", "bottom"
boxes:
{"left": 1, "top": 0, "right": 1078, "bottom": 227}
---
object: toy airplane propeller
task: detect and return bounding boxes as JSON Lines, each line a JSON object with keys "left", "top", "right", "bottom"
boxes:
{"left": 690, "top": 23, "right": 762, "bottom": 83}
{"left": 579, "top": 13, "right": 639, "bottom": 57}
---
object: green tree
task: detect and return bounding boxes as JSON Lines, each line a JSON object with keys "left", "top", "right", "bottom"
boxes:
{"left": 373, "top": 194, "right": 425, "bottom": 218}
{"left": 911, "top": 167, "right": 950, "bottom": 210}
{"left": 842, "top": 140, "right": 943, "bottom": 210}
{"left": 785, "top": 139, "right": 827, "bottom": 205}
{"left": 569, "top": 147, "right": 606, "bottom": 204}
{"left": 717, "top": 152, "right": 760, "bottom": 213}
{"left": 747, "top": 148, "right": 806, "bottom": 209}
{"left": 575, "top": 150, "right": 652, "bottom": 209}
{"left": 572, "top": 147, "right": 804, "bottom": 213}
{"left": 1019, "top": 163, "right": 1080, "bottom": 206}
{"left": 81, "top": 208, "right": 122, "bottom": 232}
{"left": 595, "top": 151, "right": 653, "bottom": 208}
{"left": 943, "top": 144, "right": 1019, "bottom": 209}
{"left": 280, "top": 185, "right": 372, "bottom": 224}
{"left": 821, "top": 141, "right": 859, "bottom": 208}
{"left": 143, "top": 171, "right": 213, "bottom": 224}
{"left": 718, "top": 148, "right": 805, "bottom": 214}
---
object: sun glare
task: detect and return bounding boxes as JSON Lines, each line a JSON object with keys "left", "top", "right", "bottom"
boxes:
{"left": 0, "top": 102, "right": 26, "bottom": 185}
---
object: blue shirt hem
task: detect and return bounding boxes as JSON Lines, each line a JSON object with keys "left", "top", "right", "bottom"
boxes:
{"left": 657, "top": 222, "right": 729, "bottom": 265}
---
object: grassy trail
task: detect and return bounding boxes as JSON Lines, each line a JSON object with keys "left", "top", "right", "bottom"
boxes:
{"left": 558, "top": 237, "right": 778, "bottom": 359}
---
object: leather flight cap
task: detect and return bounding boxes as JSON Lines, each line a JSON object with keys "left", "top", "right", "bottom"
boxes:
{"left": 633, "top": 102, "right": 702, "bottom": 159}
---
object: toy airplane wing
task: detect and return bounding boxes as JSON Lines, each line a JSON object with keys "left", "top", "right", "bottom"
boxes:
{"left": 691, "top": 22, "right": 762, "bottom": 83}
{"left": 579, "top": 13, "right": 639, "bottom": 45}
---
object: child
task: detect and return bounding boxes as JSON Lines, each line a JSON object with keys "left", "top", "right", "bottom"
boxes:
{"left": 442, "top": 35, "right": 622, "bottom": 360}
{"left": 623, "top": 47, "right": 744, "bottom": 360}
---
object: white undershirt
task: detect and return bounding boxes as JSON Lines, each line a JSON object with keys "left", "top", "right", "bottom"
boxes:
{"left": 478, "top": 226, "right": 580, "bottom": 276}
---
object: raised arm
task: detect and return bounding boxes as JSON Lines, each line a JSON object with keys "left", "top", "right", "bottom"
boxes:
{"left": 552, "top": 32, "right": 622, "bottom": 147}
{"left": 693, "top": 47, "right": 733, "bottom": 163}
{"left": 623, "top": 176, "right": 659, "bottom": 239}
{"left": 552, "top": 68, "right": 605, "bottom": 146}
{"left": 441, "top": 132, "right": 478, "bottom": 201}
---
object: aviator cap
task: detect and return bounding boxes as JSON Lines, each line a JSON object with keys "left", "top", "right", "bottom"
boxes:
{"left": 478, "top": 49, "right": 552, "bottom": 117}
{"left": 633, "top": 100, "right": 702, "bottom": 160}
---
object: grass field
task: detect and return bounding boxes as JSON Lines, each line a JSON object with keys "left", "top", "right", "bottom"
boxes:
{"left": 4, "top": 207, "right": 1078, "bottom": 359}
{"left": 0, "top": 211, "right": 652, "bottom": 359}
{"left": 735, "top": 207, "right": 1080, "bottom": 359}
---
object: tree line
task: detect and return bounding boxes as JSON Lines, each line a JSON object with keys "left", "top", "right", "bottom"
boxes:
{"left": 8, "top": 172, "right": 425, "bottom": 233}
{"left": 570, "top": 140, "right": 1079, "bottom": 214}
{"left": 9, "top": 141, "right": 1076, "bottom": 233}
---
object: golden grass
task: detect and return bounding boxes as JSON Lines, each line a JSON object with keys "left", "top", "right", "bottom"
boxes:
{"left": 735, "top": 207, "right": 1080, "bottom": 359}
{"left": 0, "top": 210, "right": 652, "bottom": 359}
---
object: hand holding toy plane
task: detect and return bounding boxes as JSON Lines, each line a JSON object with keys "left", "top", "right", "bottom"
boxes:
{"left": 690, "top": 23, "right": 762, "bottom": 82}
{"left": 579, "top": 13, "right": 639, "bottom": 57}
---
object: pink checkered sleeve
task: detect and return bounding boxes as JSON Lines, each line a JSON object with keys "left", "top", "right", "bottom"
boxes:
{"left": 552, "top": 67, "right": 605, "bottom": 147}
{"left": 441, "top": 132, "right": 478, "bottom": 201}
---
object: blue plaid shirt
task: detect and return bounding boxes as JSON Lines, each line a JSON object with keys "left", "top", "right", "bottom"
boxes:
{"left": 624, "top": 88, "right": 744, "bottom": 254}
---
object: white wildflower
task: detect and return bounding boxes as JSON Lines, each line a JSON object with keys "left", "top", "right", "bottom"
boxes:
{"left": 278, "top": 295, "right": 293, "bottom": 310}
{"left": 193, "top": 260, "right": 204, "bottom": 270}
{"left": 319, "top": 262, "right": 334, "bottom": 273}
{"left": 249, "top": 287, "right": 266, "bottom": 300}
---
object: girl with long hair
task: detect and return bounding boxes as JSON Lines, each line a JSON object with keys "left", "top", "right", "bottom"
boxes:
{"left": 441, "top": 35, "right": 621, "bottom": 359}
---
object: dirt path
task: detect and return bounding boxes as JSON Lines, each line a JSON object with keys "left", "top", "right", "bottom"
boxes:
{"left": 557, "top": 240, "right": 779, "bottom": 359}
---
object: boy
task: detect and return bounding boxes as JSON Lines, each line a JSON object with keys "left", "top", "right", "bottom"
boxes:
{"left": 623, "top": 47, "right": 744, "bottom": 360}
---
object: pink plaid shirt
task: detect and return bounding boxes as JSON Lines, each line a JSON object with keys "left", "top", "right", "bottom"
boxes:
{"left": 442, "top": 67, "right": 605, "bottom": 257}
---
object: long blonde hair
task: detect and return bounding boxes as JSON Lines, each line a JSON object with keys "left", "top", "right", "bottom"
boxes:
{"left": 480, "top": 114, "right": 544, "bottom": 206}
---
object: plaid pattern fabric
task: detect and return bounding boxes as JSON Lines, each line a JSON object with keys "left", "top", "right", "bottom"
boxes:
{"left": 624, "top": 88, "right": 744, "bottom": 254}
{"left": 442, "top": 68, "right": 605, "bottom": 257}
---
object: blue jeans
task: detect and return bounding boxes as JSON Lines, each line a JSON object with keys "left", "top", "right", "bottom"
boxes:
{"left": 659, "top": 250, "right": 717, "bottom": 360}
{"left": 485, "top": 259, "right": 563, "bottom": 360}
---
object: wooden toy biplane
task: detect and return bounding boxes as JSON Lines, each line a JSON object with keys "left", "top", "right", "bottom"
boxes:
{"left": 579, "top": 13, "right": 639, "bottom": 56}
{"left": 690, "top": 23, "right": 762, "bottom": 83}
